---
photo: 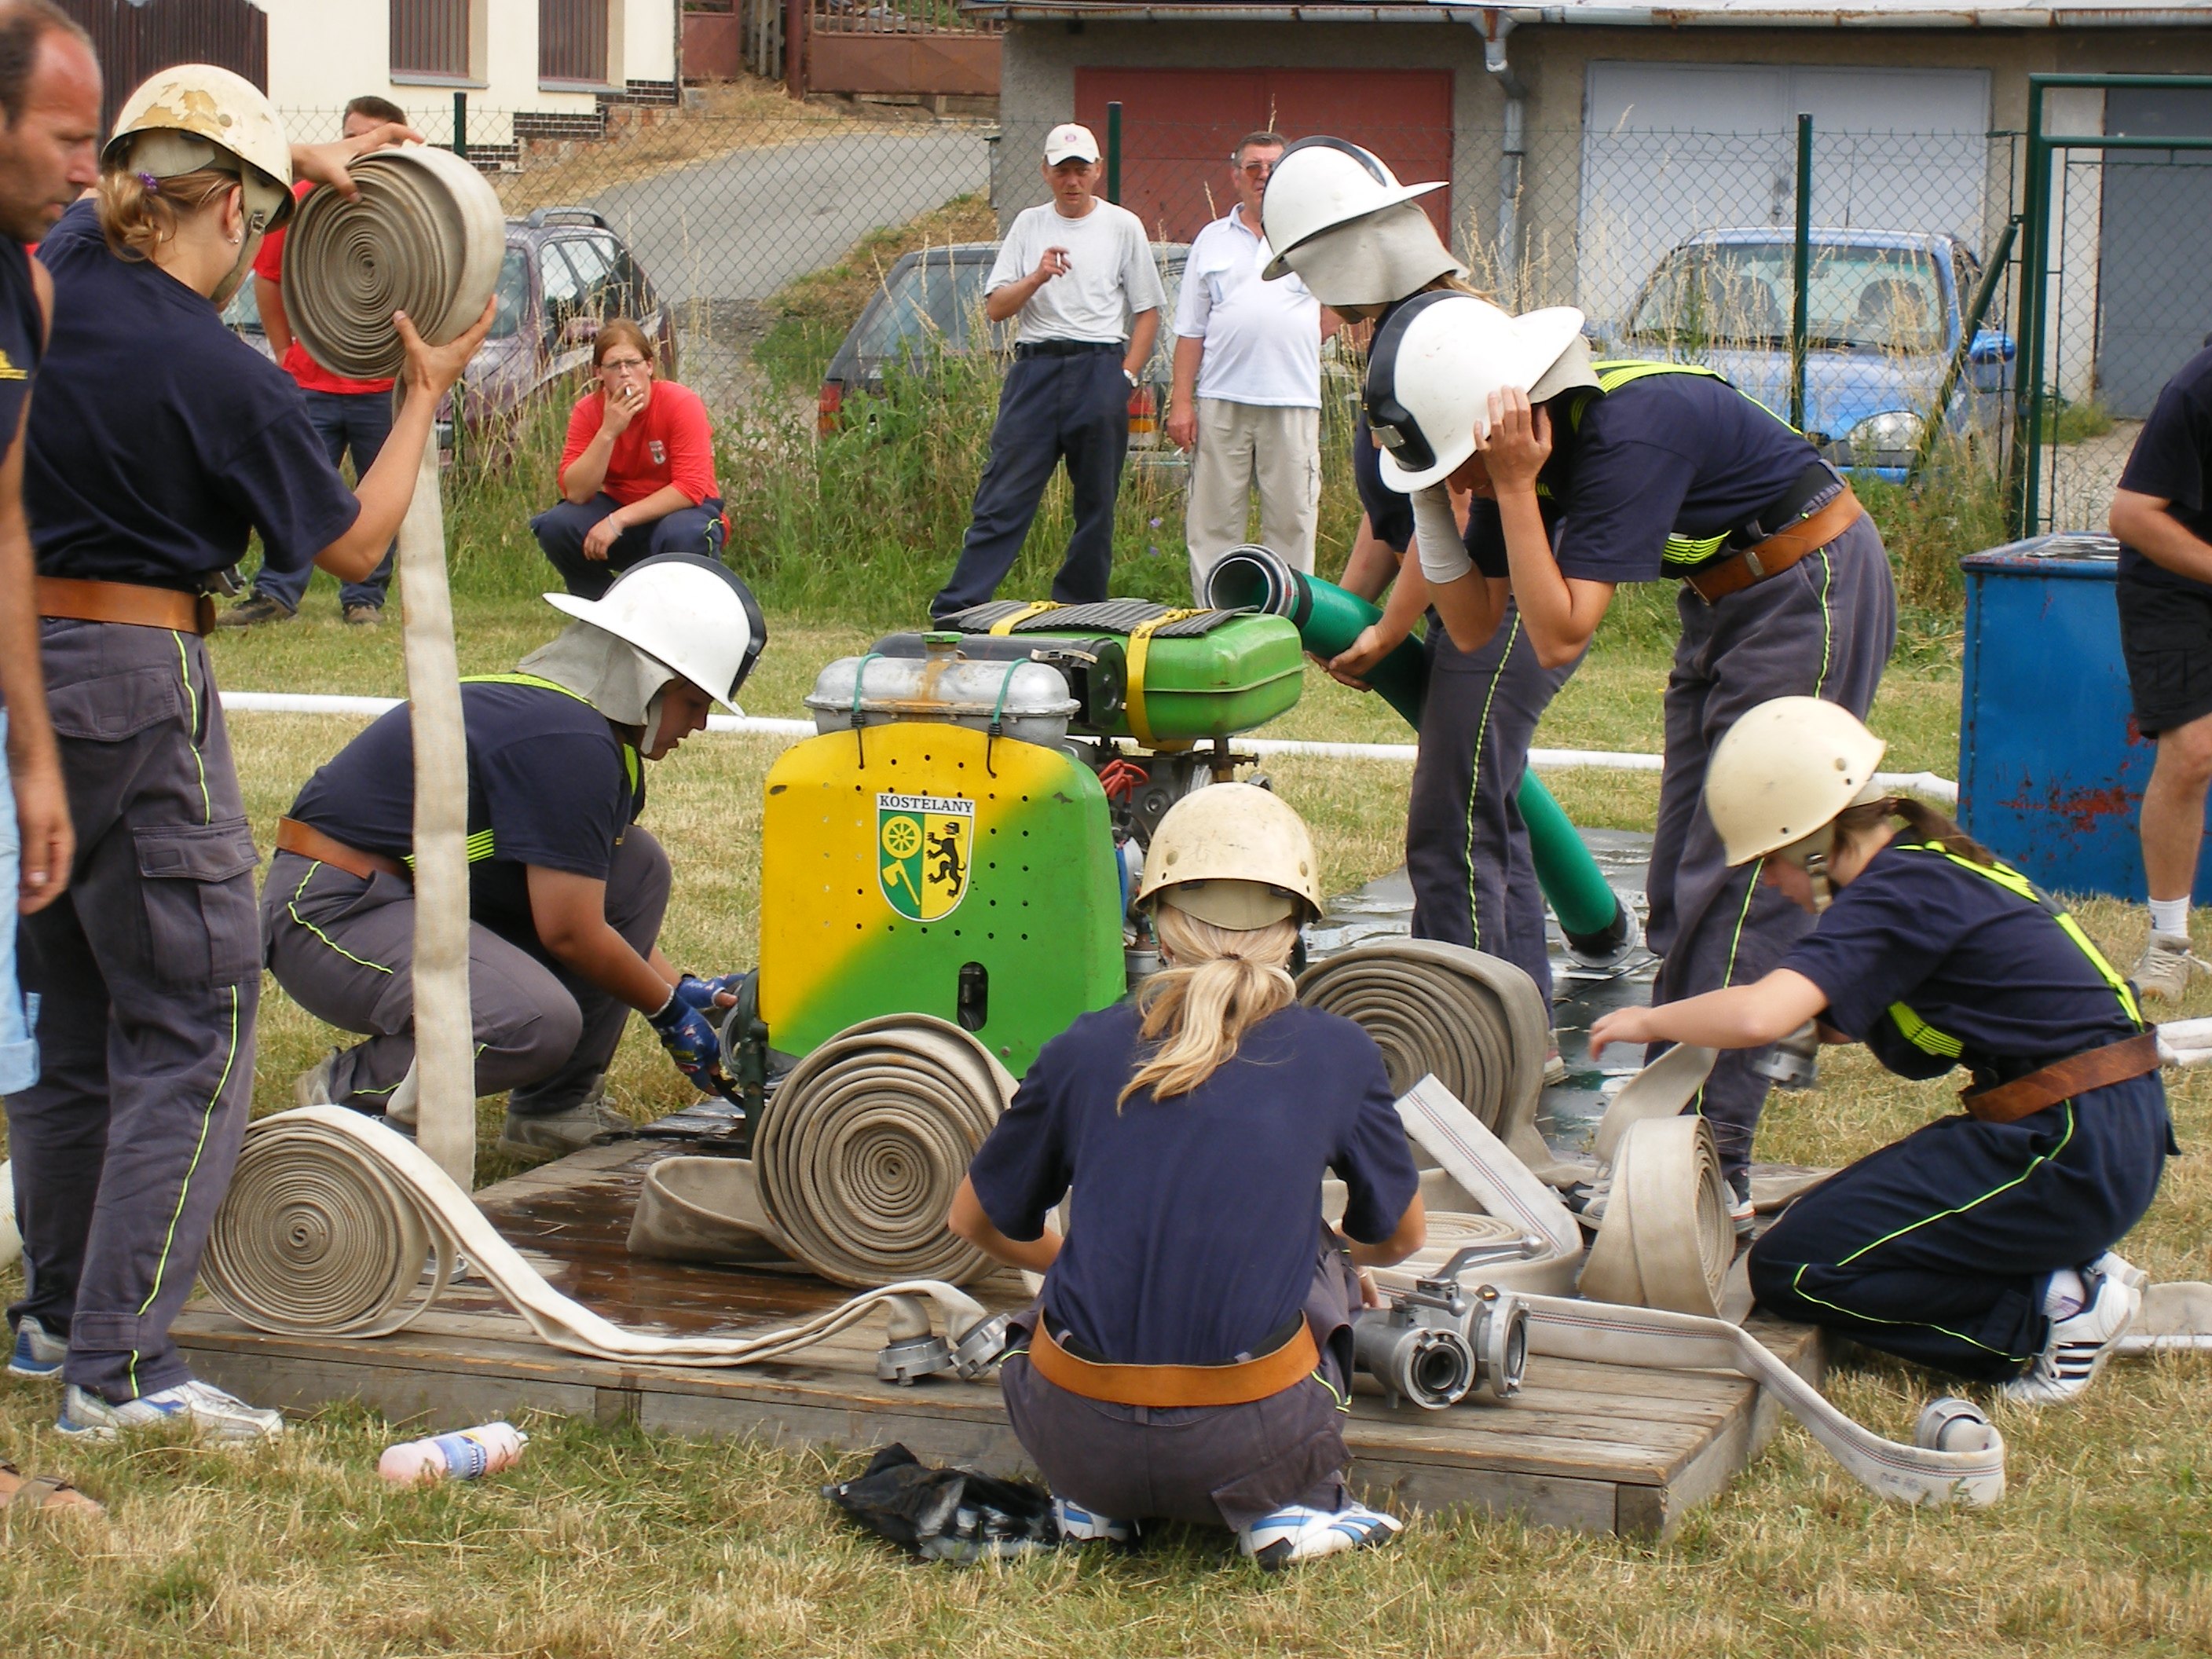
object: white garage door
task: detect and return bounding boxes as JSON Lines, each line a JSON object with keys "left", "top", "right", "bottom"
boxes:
{"left": 1578, "top": 63, "right": 1991, "bottom": 326}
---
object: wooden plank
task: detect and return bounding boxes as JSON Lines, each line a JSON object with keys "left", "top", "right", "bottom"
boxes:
{"left": 1352, "top": 1455, "right": 1619, "bottom": 1535}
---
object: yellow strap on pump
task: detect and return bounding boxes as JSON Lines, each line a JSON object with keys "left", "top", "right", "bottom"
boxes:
{"left": 987, "top": 602, "right": 1062, "bottom": 636}
{"left": 1122, "top": 610, "right": 1205, "bottom": 749}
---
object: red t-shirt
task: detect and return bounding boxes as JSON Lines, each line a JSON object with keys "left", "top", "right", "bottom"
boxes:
{"left": 251, "top": 181, "right": 395, "bottom": 397}
{"left": 558, "top": 378, "right": 718, "bottom": 506}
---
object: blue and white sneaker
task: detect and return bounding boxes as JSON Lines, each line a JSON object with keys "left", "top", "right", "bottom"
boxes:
{"left": 57, "top": 1379, "right": 284, "bottom": 1442}
{"left": 1238, "top": 1500, "right": 1404, "bottom": 1570}
{"left": 7, "top": 1316, "right": 65, "bottom": 1380}
{"left": 1050, "top": 1494, "right": 1133, "bottom": 1544}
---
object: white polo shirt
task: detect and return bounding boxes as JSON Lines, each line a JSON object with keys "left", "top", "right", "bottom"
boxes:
{"left": 987, "top": 199, "right": 1165, "bottom": 347}
{"left": 1171, "top": 206, "right": 1320, "bottom": 409}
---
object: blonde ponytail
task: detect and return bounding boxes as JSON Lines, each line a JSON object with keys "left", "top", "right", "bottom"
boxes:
{"left": 1119, "top": 903, "right": 1298, "bottom": 1108}
{"left": 96, "top": 164, "right": 237, "bottom": 262}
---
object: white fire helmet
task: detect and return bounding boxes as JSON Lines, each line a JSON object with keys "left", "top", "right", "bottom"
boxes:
{"left": 544, "top": 554, "right": 766, "bottom": 714}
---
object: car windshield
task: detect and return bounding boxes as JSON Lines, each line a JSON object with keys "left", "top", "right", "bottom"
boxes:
{"left": 1629, "top": 244, "right": 1947, "bottom": 354}
{"left": 854, "top": 258, "right": 997, "bottom": 361}
{"left": 489, "top": 248, "right": 529, "bottom": 340}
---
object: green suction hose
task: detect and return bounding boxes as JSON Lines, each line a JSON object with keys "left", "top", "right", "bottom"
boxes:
{"left": 1208, "top": 546, "right": 1633, "bottom": 958}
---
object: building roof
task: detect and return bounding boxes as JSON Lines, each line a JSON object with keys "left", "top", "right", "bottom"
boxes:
{"left": 963, "top": 1, "right": 2206, "bottom": 24}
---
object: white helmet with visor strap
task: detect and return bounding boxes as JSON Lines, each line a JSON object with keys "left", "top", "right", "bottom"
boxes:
{"left": 1136, "top": 782, "right": 1323, "bottom": 932}
{"left": 1705, "top": 697, "right": 1889, "bottom": 911}
{"left": 543, "top": 554, "right": 765, "bottom": 715}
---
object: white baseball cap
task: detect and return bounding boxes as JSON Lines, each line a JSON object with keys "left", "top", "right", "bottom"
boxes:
{"left": 1045, "top": 123, "right": 1101, "bottom": 165}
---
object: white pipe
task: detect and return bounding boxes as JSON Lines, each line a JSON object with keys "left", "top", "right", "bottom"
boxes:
{"left": 983, "top": 2, "right": 2209, "bottom": 20}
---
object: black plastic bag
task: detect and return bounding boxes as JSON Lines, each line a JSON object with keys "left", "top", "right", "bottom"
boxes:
{"left": 822, "top": 1443, "right": 1059, "bottom": 1562}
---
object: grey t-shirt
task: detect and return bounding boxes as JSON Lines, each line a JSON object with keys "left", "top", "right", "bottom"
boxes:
{"left": 987, "top": 199, "right": 1165, "bottom": 346}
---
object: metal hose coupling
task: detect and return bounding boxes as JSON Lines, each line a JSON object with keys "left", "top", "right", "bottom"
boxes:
{"left": 1353, "top": 1240, "right": 1538, "bottom": 1409}
{"left": 281, "top": 144, "right": 505, "bottom": 381}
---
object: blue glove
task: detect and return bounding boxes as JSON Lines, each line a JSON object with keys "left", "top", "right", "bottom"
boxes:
{"left": 648, "top": 994, "right": 729, "bottom": 1093}
{"left": 672, "top": 972, "right": 748, "bottom": 1015}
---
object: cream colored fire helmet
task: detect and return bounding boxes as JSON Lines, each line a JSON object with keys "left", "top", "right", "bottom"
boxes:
{"left": 1136, "top": 782, "right": 1323, "bottom": 932}
{"left": 1258, "top": 137, "right": 1463, "bottom": 307}
{"left": 1705, "top": 697, "right": 1889, "bottom": 910}
{"left": 1362, "top": 291, "right": 1595, "bottom": 492}
{"left": 544, "top": 555, "right": 766, "bottom": 714}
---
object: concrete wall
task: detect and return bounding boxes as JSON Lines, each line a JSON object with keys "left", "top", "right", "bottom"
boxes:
{"left": 262, "top": 0, "right": 676, "bottom": 130}
{"left": 998, "top": 17, "right": 2212, "bottom": 295}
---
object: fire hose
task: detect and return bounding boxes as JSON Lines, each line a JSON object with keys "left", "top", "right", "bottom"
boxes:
{"left": 1297, "top": 939, "right": 1577, "bottom": 1183}
{"left": 200, "top": 1107, "right": 1006, "bottom": 1374}
{"left": 280, "top": 145, "right": 504, "bottom": 1188}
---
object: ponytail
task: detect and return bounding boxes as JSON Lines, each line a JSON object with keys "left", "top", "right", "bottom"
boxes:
{"left": 96, "top": 164, "right": 238, "bottom": 263}
{"left": 1834, "top": 794, "right": 1995, "bottom": 867}
{"left": 1118, "top": 904, "right": 1298, "bottom": 1108}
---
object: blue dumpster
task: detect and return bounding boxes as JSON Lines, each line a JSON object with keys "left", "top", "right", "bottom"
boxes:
{"left": 1959, "top": 532, "right": 2205, "bottom": 901}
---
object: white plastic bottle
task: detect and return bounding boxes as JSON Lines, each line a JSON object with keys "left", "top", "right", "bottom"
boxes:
{"left": 378, "top": 1421, "right": 529, "bottom": 1486}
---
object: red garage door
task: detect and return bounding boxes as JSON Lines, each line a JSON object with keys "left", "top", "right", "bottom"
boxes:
{"left": 1074, "top": 68, "right": 1453, "bottom": 245}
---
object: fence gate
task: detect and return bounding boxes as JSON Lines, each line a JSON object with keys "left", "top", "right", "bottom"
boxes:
{"left": 800, "top": 0, "right": 1001, "bottom": 99}
{"left": 2013, "top": 74, "right": 2212, "bottom": 537}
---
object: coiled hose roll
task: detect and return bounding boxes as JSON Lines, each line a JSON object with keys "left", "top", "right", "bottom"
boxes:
{"left": 280, "top": 144, "right": 505, "bottom": 381}
{"left": 1297, "top": 939, "right": 1573, "bottom": 1182}
{"left": 752, "top": 1015, "right": 1015, "bottom": 1287}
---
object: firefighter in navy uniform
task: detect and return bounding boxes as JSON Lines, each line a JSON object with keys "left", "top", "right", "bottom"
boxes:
{"left": 12, "top": 66, "right": 490, "bottom": 1444}
{"left": 1363, "top": 291, "right": 1897, "bottom": 1224}
{"left": 264, "top": 556, "right": 763, "bottom": 1159}
{"left": 1592, "top": 699, "right": 2171, "bottom": 1406}
{"left": 1258, "top": 139, "right": 1584, "bottom": 1027}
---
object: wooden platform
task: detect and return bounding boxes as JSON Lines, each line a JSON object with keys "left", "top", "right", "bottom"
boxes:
{"left": 171, "top": 1137, "right": 1822, "bottom": 1539}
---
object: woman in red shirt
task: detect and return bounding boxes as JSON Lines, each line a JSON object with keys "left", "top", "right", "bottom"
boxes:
{"left": 532, "top": 319, "right": 724, "bottom": 599}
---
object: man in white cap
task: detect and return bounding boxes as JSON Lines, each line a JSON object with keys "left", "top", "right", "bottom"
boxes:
{"left": 931, "top": 123, "right": 1163, "bottom": 622}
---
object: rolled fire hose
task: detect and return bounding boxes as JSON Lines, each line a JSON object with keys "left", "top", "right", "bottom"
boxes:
{"left": 0, "top": 1159, "right": 18, "bottom": 1273}
{"left": 280, "top": 145, "right": 504, "bottom": 1187}
{"left": 1207, "top": 546, "right": 1635, "bottom": 960}
{"left": 1393, "top": 1071, "right": 2007, "bottom": 1507}
{"left": 201, "top": 1107, "right": 1000, "bottom": 1369}
{"left": 750, "top": 1014, "right": 1015, "bottom": 1287}
{"left": 1576, "top": 1115, "right": 1735, "bottom": 1318}
{"left": 1298, "top": 939, "right": 1577, "bottom": 1183}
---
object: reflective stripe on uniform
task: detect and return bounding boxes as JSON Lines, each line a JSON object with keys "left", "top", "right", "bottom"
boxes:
{"left": 1883, "top": 840, "right": 2144, "bottom": 1060}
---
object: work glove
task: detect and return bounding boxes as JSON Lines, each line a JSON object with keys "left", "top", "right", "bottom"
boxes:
{"left": 648, "top": 992, "right": 735, "bottom": 1099}
{"left": 672, "top": 972, "right": 749, "bottom": 1015}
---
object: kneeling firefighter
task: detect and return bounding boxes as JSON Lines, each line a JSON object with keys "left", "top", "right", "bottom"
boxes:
{"left": 947, "top": 785, "right": 1425, "bottom": 1567}
{"left": 264, "top": 555, "right": 764, "bottom": 1158}
{"left": 1364, "top": 292, "right": 1898, "bottom": 1218}
{"left": 1590, "top": 698, "right": 2173, "bottom": 1406}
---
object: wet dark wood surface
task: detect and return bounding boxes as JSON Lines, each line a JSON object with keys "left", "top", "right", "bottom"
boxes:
{"left": 174, "top": 1135, "right": 1822, "bottom": 1539}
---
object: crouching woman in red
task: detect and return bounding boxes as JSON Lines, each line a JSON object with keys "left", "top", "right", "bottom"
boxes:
{"left": 946, "top": 784, "right": 1426, "bottom": 1568}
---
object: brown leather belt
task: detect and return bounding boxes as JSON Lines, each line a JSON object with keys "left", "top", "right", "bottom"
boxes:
{"left": 275, "top": 816, "right": 409, "bottom": 882}
{"left": 1960, "top": 1030, "right": 2162, "bottom": 1124}
{"left": 1683, "top": 485, "right": 1866, "bottom": 604}
{"left": 36, "top": 576, "right": 215, "bottom": 635}
{"left": 1024, "top": 1317, "right": 1319, "bottom": 1408}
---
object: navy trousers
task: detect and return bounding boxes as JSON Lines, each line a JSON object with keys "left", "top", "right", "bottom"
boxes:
{"left": 1646, "top": 512, "right": 1897, "bottom": 1188}
{"left": 932, "top": 350, "right": 1129, "bottom": 621}
{"left": 1749, "top": 1078, "right": 2171, "bottom": 1381}
{"left": 1405, "top": 601, "right": 1581, "bottom": 1005}
{"left": 9, "top": 621, "right": 261, "bottom": 1402}
{"left": 533, "top": 493, "right": 727, "bottom": 601}
{"left": 255, "top": 387, "right": 397, "bottom": 612}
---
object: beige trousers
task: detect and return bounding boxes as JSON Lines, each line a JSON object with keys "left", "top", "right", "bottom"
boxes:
{"left": 1184, "top": 397, "right": 1320, "bottom": 600}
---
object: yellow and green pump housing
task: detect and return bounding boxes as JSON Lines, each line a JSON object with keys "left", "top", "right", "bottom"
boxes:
{"left": 758, "top": 719, "right": 1127, "bottom": 1076}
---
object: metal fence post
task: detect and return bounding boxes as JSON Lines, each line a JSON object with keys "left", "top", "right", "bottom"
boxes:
{"left": 1106, "top": 101, "right": 1122, "bottom": 204}
{"left": 2010, "top": 86, "right": 2050, "bottom": 540}
{"left": 1789, "top": 112, "right": 1811, "bottom": 433}
{"left": 452, "top": 91, "right": 467, "bottom": 159}
{"left": 785, "top": 0, "right": 804, "bottom": 99}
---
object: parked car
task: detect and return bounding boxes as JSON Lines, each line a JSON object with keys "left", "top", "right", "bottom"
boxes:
{"left": 1593, "top": 227, "right": 2016, "bottom": 478}
{"left": 819, "top": 241, "right": 1189, "bottom": 454}
{"left": 224, "top": 206, "right": 678, "bottom": 460}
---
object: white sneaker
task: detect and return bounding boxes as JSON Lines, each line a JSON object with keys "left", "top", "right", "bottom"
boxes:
{"left": 1238, "top": 1500, "right": 1403, "bottom": 1570}
{"left": 57, "top": 1379, "right": 285, "bottom": 1442}
{"left": 1569, "top": 1171, "right": 1613, "bottom": 1226}
{"left": 2003, "top": 1273, "right": 2141, "bottom": 1407}
{"left": 496, "top": 1080, "right": 630, "bottom": 1160}
{"left": 1050, "top": 1494, "right": 1133, "bottom": 1544}
{"left": 2130, "top": 931, "right": 2207, "bottom": 1002}
{"left": 2092, "top": 1250, "right": 2149, "bottom": 1293}
{"left": 1730, "top": 1189, "right": 1757, "bottom": 1236}
{"left": 293, "top": 1049, "right": 340, "bottom": 1108}
{"left": 7, "top": 1315, "right": 66, "bottom": 1380}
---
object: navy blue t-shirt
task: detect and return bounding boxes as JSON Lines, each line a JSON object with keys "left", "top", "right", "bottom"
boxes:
{"left": 1478, "top": 374, "right": 1816, "bottom": 584}
{"left": 287, "top": 681, "right": 644, "bottom": 940}
{"left": 0, "top": 240, "right": 42, "bottom": 463}
{"left": 1782, "top": 840, "right": 2140, "bottom": 1082}
{"left": 1353, "top": 409, "right": 1415, "bottom": 553}
{"left": 28, "top": 200, "right": 360, "bottom": 590}
{"left": 968, "top": 999, "right": 1419, "bottom": 1367}
{"left": 2115, "top": 345, "right": 2212, "bottom": 596}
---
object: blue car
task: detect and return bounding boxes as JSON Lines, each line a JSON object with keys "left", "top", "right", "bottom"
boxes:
{"left": 1595, "top": 226, "right": 2016, "bottom": 481}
